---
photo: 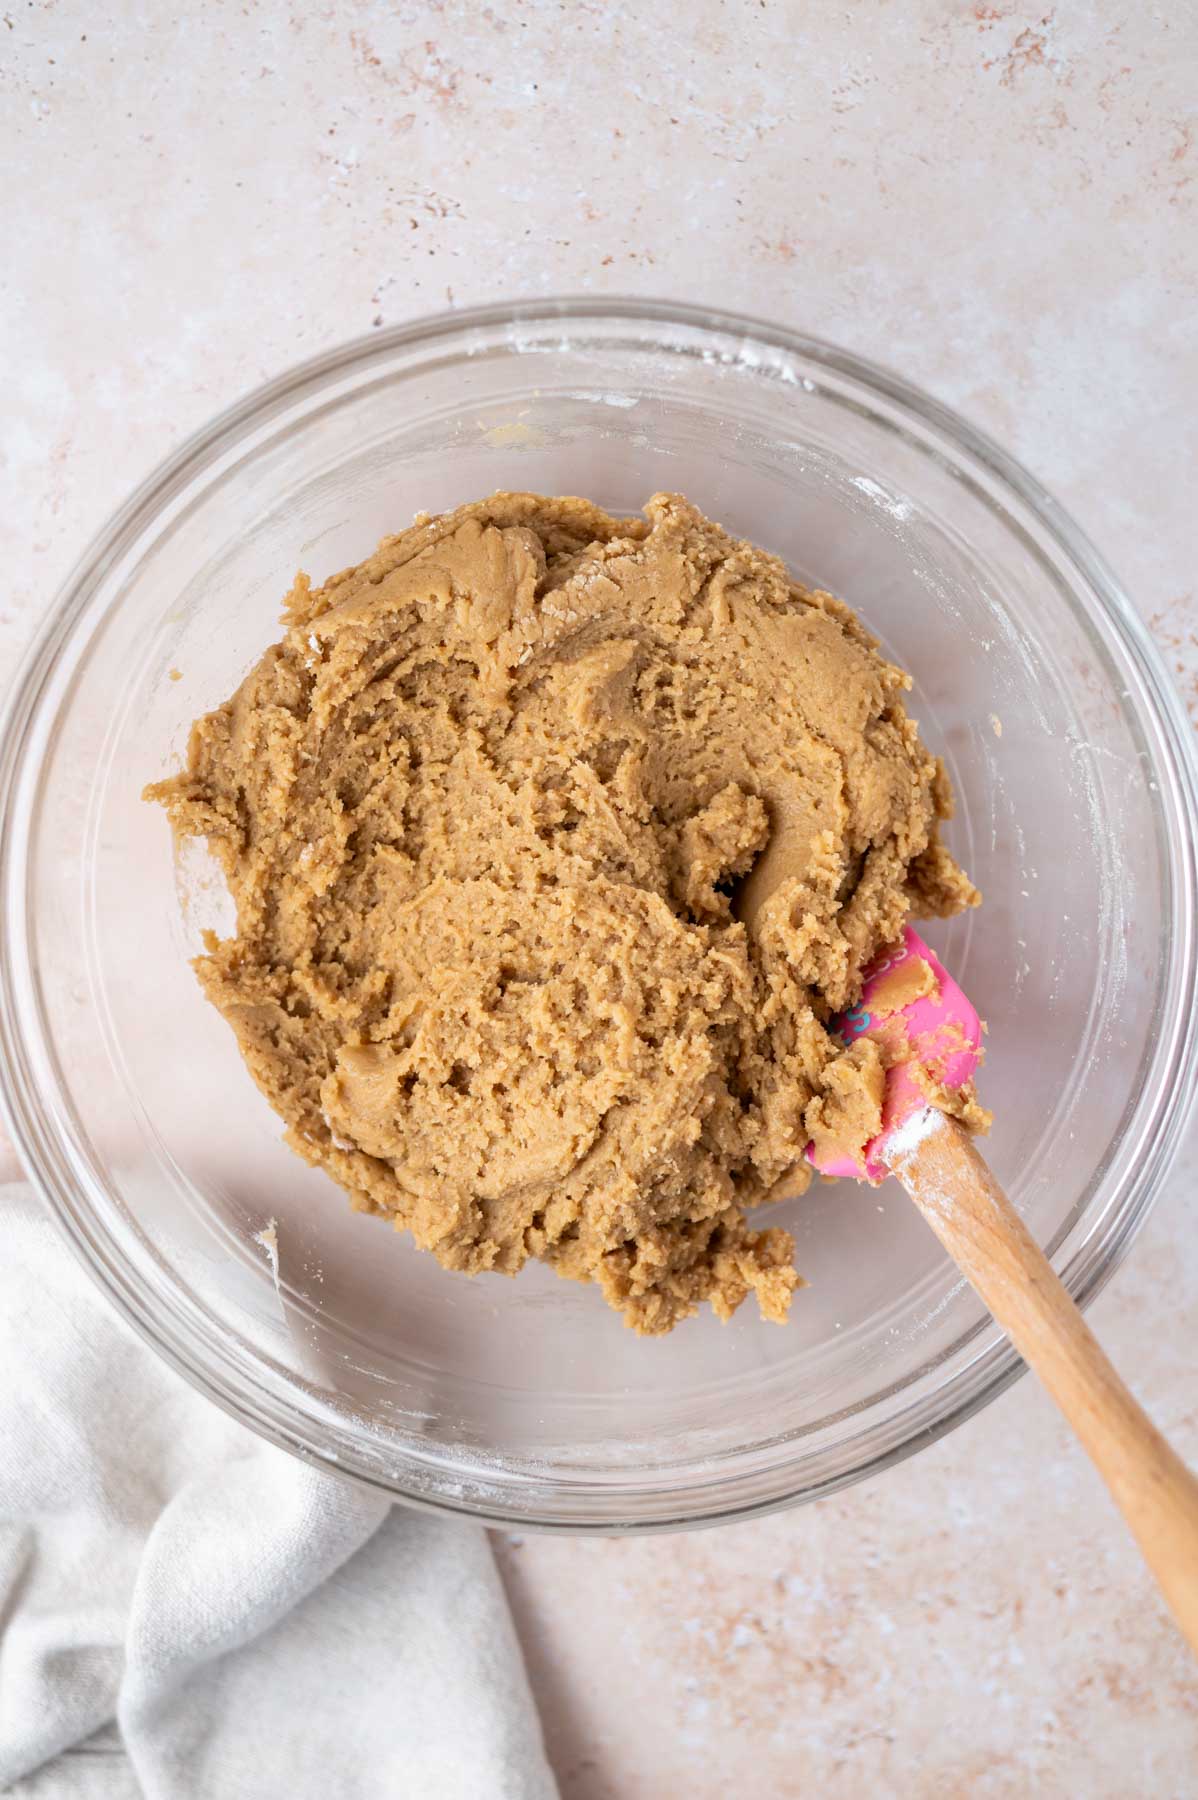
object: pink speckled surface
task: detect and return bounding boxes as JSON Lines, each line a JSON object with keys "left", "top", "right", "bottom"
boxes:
{"left": 3, "top": 3, "right": 1197, "bottom": 1794}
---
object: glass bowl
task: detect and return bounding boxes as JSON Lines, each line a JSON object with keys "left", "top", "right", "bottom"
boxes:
{"left": 2, "top": 299, "right": 1195, "bottom": 1532}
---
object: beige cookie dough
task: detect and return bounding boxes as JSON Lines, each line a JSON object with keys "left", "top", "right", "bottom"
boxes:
{"left": 147, "top": 493, "right": 979, "bottom": 1334}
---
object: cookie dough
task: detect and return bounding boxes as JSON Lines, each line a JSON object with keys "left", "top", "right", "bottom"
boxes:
{"left": 147, "top": 493, "right": 979, "bottom": 1334}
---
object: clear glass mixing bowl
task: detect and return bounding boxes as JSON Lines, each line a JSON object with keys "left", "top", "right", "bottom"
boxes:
{"left": 2, "top": 300, "right": 1195, "bottom": 1531}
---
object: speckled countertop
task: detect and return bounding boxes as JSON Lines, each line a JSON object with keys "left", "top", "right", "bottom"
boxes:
{"left": 4, "top": 4, "right": 1197, "bottom": 1794}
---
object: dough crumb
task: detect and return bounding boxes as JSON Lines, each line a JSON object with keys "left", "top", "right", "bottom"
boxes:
{"left": 869, "top": 954, "right": 938, "bottom": 1019}
{"left": 146, "top": 492, "right": 980, "bottom": 1335}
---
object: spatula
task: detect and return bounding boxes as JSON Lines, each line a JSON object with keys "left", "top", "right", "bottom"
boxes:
{"left": 810, "top": 926, "right": 1198, "bottom": 1655}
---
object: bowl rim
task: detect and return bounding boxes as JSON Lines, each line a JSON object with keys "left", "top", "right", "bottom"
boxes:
{"left": 2, "top": 294, "right": 1196, "bottom": 1533}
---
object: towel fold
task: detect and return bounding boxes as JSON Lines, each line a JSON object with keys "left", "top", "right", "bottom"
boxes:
{"left": 0, "top": 1180, "right": 557, "bottom": 1799}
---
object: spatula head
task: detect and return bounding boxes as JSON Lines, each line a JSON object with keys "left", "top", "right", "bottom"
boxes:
{"left": 810, "top": 926, "right": 982, "bottom": 1181}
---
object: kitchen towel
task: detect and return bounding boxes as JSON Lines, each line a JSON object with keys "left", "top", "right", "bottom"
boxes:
{"left": 0, "top": 1178, "right": 558, "bottom": 1800}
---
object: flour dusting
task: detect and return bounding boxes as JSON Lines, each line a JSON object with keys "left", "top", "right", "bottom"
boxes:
{"left": 885, "top": 1104, "right": 946, "bottom": 1163}
{"left": 254, "top": 1218, "right": 282, "bottom": 1298}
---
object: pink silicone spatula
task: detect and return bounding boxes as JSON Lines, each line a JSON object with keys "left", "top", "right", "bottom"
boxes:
{"left": 813, "top": 926, "right": 1198, "bottom": 1655}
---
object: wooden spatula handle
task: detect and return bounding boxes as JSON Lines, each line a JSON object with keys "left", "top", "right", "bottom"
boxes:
{"left": 888, "top": 1111, "right": 1198, "bottom": 1656}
